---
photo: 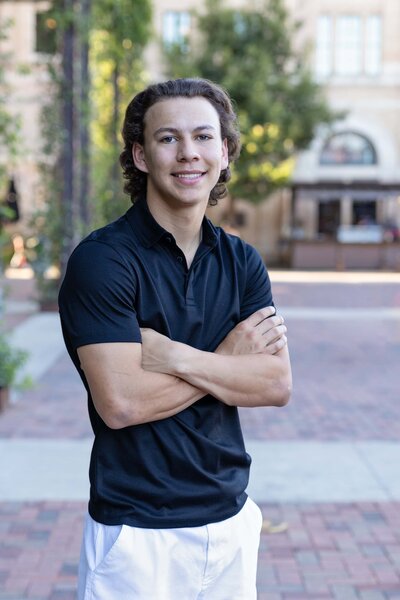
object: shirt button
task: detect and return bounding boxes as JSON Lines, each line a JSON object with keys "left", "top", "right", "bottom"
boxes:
{"left": 177, "top": 256, "right": 183, "bottom": 262}
{"left": 166, "top": 236, "right": 172, "bottom": 243}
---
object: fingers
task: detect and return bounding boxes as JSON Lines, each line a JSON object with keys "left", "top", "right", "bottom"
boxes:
{"left": 261, "top": 314, "right": 284, "bottom": 331}
{"left": 263, "top": 333, "right": 288, "bottom": 355}
{"left": 239, "top": 308, "right": 287, "bottom": 342}
{"left": 216, "top": 307, "right": 287, "bottom": 356}
{"left": 260, "top": 314, "right": 287, "bottom": 353}
{"left": 243, "top": 306, "right": 276, "bottom": 328}
{"left": 263, "top": 322, "right": 287, "bottom": 344}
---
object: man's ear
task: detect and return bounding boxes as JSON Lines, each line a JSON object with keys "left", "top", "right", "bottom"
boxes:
{"left": 221, "top": 138, "right": 229, "bottom": 170}
{"left": 132, "top": 143, "right": 149, "bottom": 174}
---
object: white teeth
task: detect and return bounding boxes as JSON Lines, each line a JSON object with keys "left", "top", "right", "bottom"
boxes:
{"left": 175, "top": 173, "right": 202, "bottom": 179}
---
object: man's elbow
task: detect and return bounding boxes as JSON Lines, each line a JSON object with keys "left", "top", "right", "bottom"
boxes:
{"left": 271, "top": 354, "right": 292, "bottom": 407}
{"left": 273, "top": 377, "right": 292, "bottom": 407}
{"left": 95, "top": 396, "right": 144, "bottom": 429}
{"left": 265, "top": 371, "right": 292, "bottom": 407}
{"left": 103, "top": 410, "right": 129, "bottom": 430}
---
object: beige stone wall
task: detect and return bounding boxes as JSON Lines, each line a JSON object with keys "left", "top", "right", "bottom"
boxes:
{"left": 0, "top": 1, "right": 51, "bottom": 229}
{"left": 292, "top": 0, "right": 400, "bottom": 178}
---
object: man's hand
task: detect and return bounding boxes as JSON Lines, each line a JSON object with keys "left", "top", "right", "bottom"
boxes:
{"left": 140, "top": 305, "right": 287, "bottom": 374}
{"left": 140, "top": 305, "right": 291, "bottom": 408}
{"left": 216, "top": 306, "right": 287, "bottom": 356}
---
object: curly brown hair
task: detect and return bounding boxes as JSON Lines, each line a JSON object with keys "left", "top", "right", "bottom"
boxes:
{"left": 119, "top": 78, "right": 241, "bottom": 206}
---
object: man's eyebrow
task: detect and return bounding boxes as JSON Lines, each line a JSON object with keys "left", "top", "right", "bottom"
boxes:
{"left": 153, "top": 125, "right": 217, "bottom": 136}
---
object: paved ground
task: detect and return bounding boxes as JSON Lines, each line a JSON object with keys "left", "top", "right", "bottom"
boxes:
{"left": 1, "top": 267, "right": 400, "bottom": 599}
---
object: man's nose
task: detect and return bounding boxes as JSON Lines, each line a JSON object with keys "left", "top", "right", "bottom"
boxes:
{"left": 177, "top": 138, "right": 200, "bottom": 162}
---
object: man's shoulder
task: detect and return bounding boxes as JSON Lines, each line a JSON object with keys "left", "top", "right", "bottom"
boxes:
{"left": 87, "top": 211, "right": 133, "bottom": 244}
{"left": 62, "top": 212, "right": 140, "bottom": 285}
{"left": 216, "top": 226, "right": 262, "bottom": 264}
{"left": 60, "top": 212, "right": 138, "bottom": 303}
{"left": 75, "top": 210, "right": 138, "bottom": 257}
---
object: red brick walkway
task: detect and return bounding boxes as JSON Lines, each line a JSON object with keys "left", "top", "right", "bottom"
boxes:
{"left": 1, "top": 500, "right": 399, "bottom": 599}
{"left": 1, "top": 271, "right": 400, "bottom": 599}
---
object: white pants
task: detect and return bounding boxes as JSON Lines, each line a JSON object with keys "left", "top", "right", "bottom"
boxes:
{"left": 78, "top": 498, "right": 263, "bottom": 600}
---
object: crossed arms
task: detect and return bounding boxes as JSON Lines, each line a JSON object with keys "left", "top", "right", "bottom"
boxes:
{"left": 78, "top": 306, "right": 292, "bottom": 429}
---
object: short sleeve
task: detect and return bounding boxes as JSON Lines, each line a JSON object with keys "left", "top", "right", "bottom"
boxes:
{"left": 58, "top": 240, "right": 141, "bottom": 350}
{"left": 240, "top": 243, "right": 274, "bottom": 321}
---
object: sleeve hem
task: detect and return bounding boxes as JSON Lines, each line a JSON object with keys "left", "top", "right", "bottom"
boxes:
{"left": 72, "top": 333, "right": 142, "bottom": 351}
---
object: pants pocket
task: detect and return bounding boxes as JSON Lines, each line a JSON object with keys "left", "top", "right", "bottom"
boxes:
{"left": 84, "top": 515, "right": 124, "bottom": 572}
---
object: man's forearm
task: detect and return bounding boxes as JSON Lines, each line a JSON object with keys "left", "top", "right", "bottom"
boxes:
{"left": 140, "top": 307, "right": 292, "bottom": 408}
{"left": 78, "top": 343, "right": 205, "bottom": 429}
{"left": 119, "top": 369, "right": 206, "bottom": 426}
{"left": 161, "top": 343, "right": 292, "bottom": 408}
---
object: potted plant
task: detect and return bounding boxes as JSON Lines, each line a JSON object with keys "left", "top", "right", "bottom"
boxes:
{"left": 0, "top": 330, "right": 28, "bottom": 412}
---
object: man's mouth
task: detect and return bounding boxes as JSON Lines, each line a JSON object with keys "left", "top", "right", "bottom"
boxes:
{"left": 172, "top": 172, "right": 205, "bottom": 180}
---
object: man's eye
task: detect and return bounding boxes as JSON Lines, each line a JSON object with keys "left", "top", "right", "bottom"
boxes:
{"left": 197, "top": 134, "right": 211, "bottom": 141}
{"left": 161, "top": 136, "right": 176, "bottom": 144}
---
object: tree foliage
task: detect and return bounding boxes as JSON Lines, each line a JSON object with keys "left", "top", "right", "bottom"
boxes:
{"left": 166, "top": 0, "right": 337, "bottom": 202}
{"left": 31, "top": 0, "right": 152, "bottom": 290}
{"left": 90, "top": 0, "right": 151, "bottom": 224}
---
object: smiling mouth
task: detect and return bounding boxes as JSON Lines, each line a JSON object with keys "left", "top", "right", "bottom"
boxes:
{"left": 172, "top": 172, "right": 205, "bottom": 180}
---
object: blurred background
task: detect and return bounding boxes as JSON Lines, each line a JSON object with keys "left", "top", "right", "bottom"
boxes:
{"left": 1, "top": 0, "right": 400, "bottom": 287}
{"left": 0, "top": 0, "right": 400, "bottom": 599}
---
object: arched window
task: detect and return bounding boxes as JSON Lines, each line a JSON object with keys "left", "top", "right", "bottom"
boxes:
{"left": 320, "top": 132, "right": 377, "bottom": 165}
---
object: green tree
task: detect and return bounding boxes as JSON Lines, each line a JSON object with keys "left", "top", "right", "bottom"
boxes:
{"left": 31, "top": 0, "right": 152, "bottom": 295}
{"left": 91, "top": 0, "right": 152, "bottom": 225}
{"left": 29, "top": 0, "right": 86, "bottom": 292}
{"left": 166, "top": 0, "right": 337, "bottom": 203}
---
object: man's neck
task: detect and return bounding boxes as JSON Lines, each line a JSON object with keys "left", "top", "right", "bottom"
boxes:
{"left": 146, "top": 195, "right": 207, "bottom": 266}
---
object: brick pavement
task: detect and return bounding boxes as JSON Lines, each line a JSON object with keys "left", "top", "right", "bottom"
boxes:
{"left": 271, "top": 280, "right": 400, "bottom": 309}
{"left": 0, "top": 355, "right": 90, "bottom": 440}
{"left": 1, "top": 315, "right": 398, "bottom": 442}
{"left": 240, "top": 317, "right": 400, "bottom": 441}
{"left": 1, "top": 501, "right": 399, "bottom": 599}
{"left": 1, "top": 270, "right": 400, "bottom": 599}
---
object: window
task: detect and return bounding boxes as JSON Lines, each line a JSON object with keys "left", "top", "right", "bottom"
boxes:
{"left": 315, "top": 14, "right": 382, "bottom": 77}
{"left": 320, "top": 132, "right": 377, "bottom": 166}
{"left": 163, "top": 11, "right": 191, "bottom": 49}
{"left": 335, "top": 16, "right": 362, "bottom": 75}
{"left": 365, "top": 16, "right": 382, "bottom": 76}
{"left": 318, "top": 199, "right": 341, "bottom": 237}
{"left": 352, "top": 200, "right": 377, "bottom": 225}
{"left": 316, "top": 16, "right": 333, "bottom": 77}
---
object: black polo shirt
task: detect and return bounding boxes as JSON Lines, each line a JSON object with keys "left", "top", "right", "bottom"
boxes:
{"left": 59, "top": 197, "right": 273, "bottom": 528}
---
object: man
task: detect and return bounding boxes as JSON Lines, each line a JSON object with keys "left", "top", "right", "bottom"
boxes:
{"left": 59, "top": 78, "right": 292, "bottom": 600}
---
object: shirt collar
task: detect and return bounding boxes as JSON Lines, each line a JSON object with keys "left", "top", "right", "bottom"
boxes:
{"left": 126, "top": 196, "right": 166, "bottom": 248}
{"left": 125, "top": 196, "right": 219, "bottom": 249}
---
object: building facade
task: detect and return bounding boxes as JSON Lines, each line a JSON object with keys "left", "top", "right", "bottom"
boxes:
{"left": 0, "top": 1, "right": 51, "bottom": 228}
{"left": 288, "top": 0, "right": 400, "bottom": 269}
{"left": 3, "top": 0, "right": 400, "bottom": 268}
{"left": 147, "top": 0, "right": 400, "bottom": 268}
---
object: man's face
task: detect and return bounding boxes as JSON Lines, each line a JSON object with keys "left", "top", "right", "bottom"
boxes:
{"left": 133, "top": 96, "right": 229, "bottom": 210}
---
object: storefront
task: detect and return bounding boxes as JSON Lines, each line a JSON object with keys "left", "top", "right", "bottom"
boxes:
{"left": 289, "top": 181, "right": 400, "bottom": 269}
{"left": 289, "top": 131, "right": 400, "bottom": 270}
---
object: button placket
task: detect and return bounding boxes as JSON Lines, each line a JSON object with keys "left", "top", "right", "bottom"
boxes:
{"left": 185, "top": 270, "right": 195, "bottom": 306}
